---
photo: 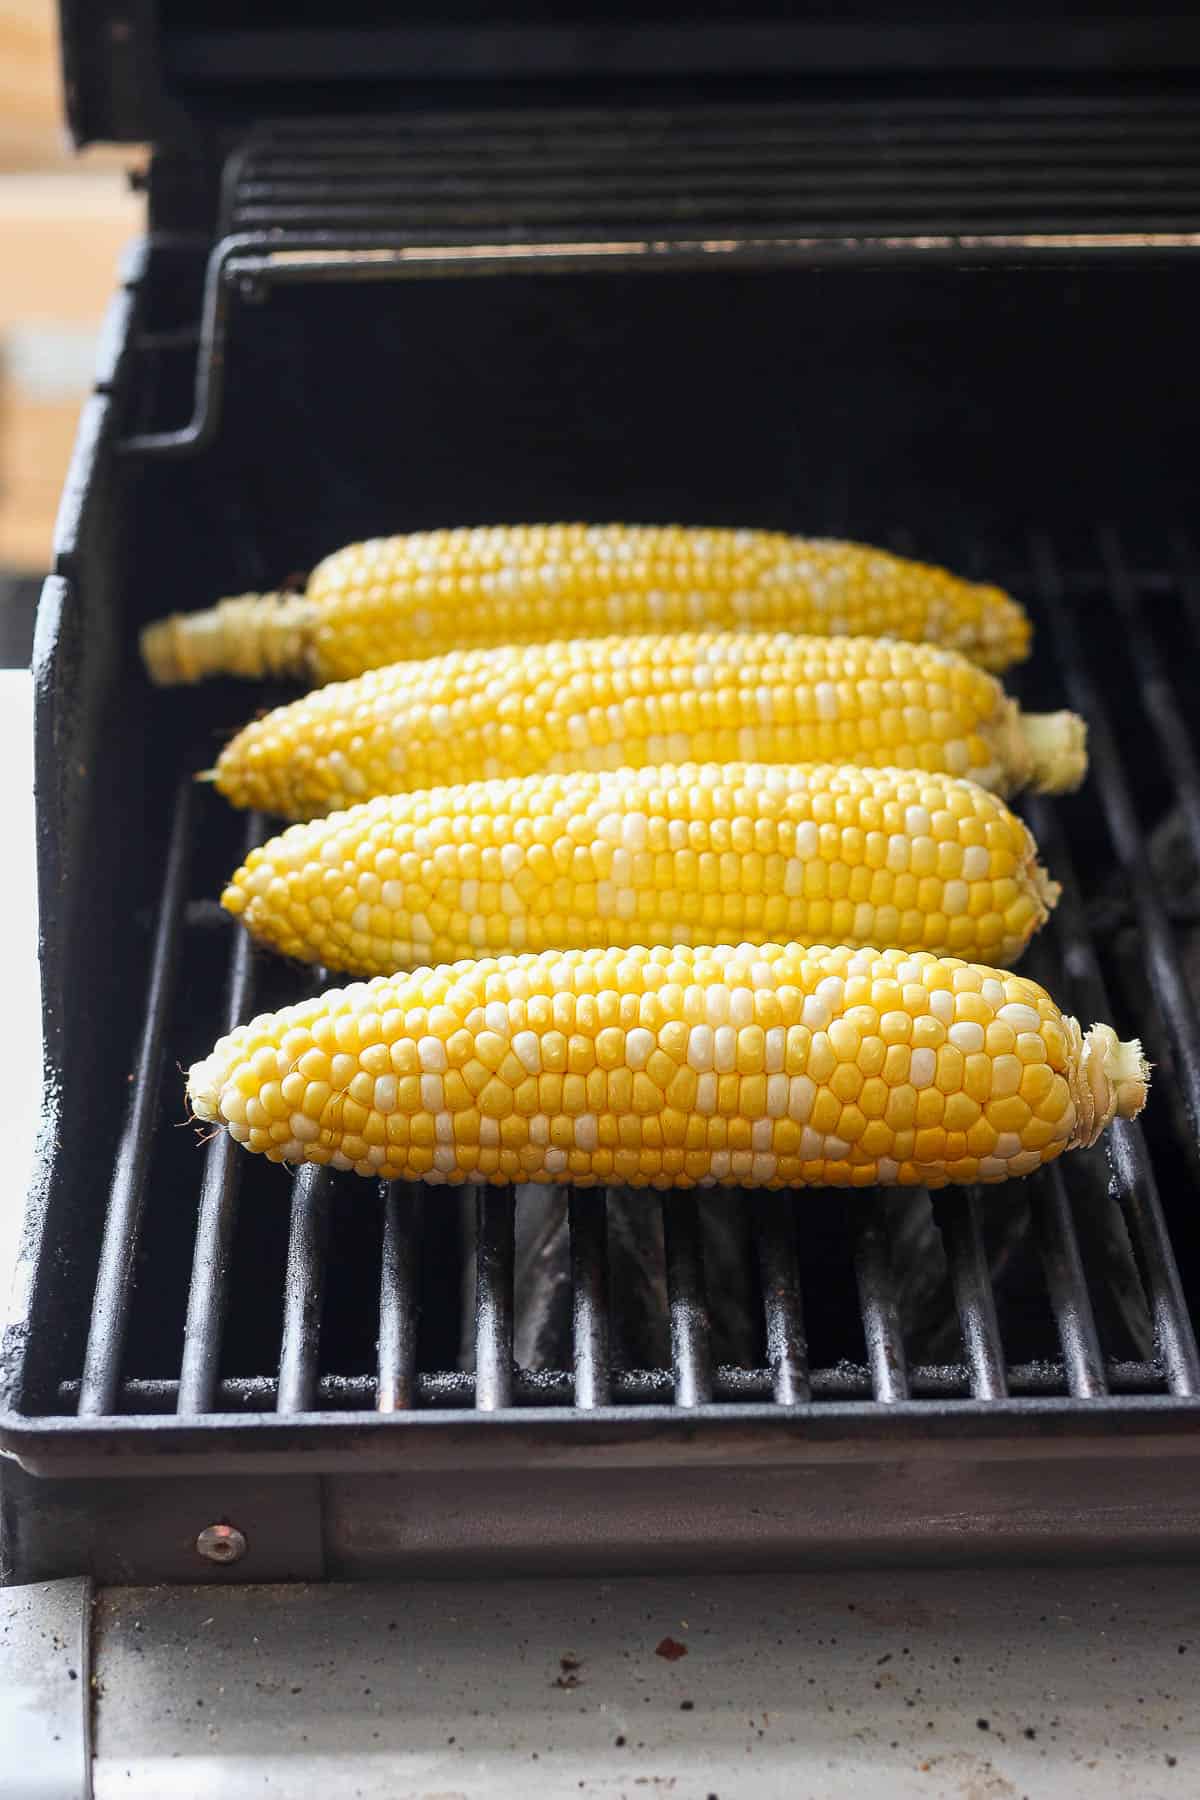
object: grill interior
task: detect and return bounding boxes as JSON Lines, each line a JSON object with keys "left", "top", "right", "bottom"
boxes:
{"left": 125, "top": 95, "right": 1200, "bottom": 457}
{"left": 6, "top": 99, "right": 1200, "bottom": 1471}
{"left": 42, "top": 534, "right": 1200, "bottom": 1423}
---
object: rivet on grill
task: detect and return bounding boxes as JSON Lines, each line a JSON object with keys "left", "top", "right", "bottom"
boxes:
{"left": 196, "top": 1523, "right": 247, "bottom": 1565}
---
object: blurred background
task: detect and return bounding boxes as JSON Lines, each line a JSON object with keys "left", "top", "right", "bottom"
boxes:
{"left": 1, "top": 0, "right": 142, "bottom": 571}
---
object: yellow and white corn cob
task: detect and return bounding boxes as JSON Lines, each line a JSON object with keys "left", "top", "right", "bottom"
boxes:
{"left": 210, "top": 631, "right": 1086, "bottom": 821}
{"left": 223, "top": 764, "right": 1057, "bottom": 974}
{"left": 140, "top": 523, "right": 1031, "bottom": 685}
{"left": 187, "top": 942, "right": 1147, "bottom": 1190}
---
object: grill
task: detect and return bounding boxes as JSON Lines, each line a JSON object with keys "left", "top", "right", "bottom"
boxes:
{"left": 123, "top": 95, "right": 1200, "bottom": 459}
{"left": 4, "top": 11, "right": 1200, "bottom": 1586}
{"left": 220, "top": 97, "right": 1200, "bottom": 246}
{"left": 33, "top": 534, "right": 1200, "bottom": 1414}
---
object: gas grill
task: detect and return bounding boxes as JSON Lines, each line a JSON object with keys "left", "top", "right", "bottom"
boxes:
{"left": 5, "top": 6, "right": 1200, "bottom": 1609}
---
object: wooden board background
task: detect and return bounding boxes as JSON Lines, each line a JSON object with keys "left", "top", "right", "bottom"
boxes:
{"left": 0, "top": 0, "right": 144, "bottom": 570}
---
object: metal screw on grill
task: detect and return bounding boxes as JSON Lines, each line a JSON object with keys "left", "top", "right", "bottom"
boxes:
{"left": 196, "top": 1523, "right": 247, "bottom": 1566}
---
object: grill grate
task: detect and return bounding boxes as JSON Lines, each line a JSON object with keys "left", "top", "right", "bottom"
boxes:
{"left": 75, "top": 782, "right": 197, "bottom": 1419}
{"left": 569, "top": 1191, "right": 611, "bottom": 1409}
{"left": 377, "top": 1186, "right": 422, "bottom": 1414}
{"left": 34, "top": 531, "right": 1200, "bottom": 1431}
{"left": 119, "top": 93, "right": 1200, "bottom": 459}
{"left": 222, "top": 98, "right": 1200, "bottom": 242}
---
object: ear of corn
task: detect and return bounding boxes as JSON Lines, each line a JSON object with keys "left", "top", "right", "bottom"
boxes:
{"left": 210, "top": 631, "right": 1086, "bottom": 821}
{"left": 140, "top": 524, "right": 1031, "bottom": 685}
{"left": 187, "top": 942, "right": 1147, "bottom": 1190}
{"left": 223, "top": 763, "right": 1057, "bottom": 975}
{"left": 208, "top": 622, "right": 1086, "bottom": 813}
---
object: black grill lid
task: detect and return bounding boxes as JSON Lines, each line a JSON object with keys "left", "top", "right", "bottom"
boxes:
{"left": 59, "top": 0, "right": 1200, "bottom": 149}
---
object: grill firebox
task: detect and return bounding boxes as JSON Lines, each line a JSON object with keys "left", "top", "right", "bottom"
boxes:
{"left": 4, "top": 91, "right": 1200, "bottom": 1585}
{"left": 36, "top": 536, "right": 1200, "bottom": 1424}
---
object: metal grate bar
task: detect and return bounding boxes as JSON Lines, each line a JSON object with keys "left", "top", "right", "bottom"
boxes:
{"left": 1033, "top": 534, "right": 1200, "bottom": 1143}
{"left": 233, "top": 160, "right": 1200, "bottom": 219}
{"left": 247, "top": 120, "right": 1200, "bottom": 165}
{"left": 248, "top": 93, "right": 1200, "bottom": 131}
{"left": 662, "top": 1196, "right": 713, "bottom": 1407}
{"left": 243, "top": 104, "right": 1200, "bottom": 152}
{"left": 276, "top": 1167, "right": 334, "bottom": 1415}
{"left": 275, "top": 962, "right": 337, "bottom": 1416}
{"left": 1100, "top": 531, "right": 1200, "bottom": 870}
{"left": 852, "top": 1200, "right": 911, "bottom": 1402}
{"left": 229, "top": 204, "right": 1200, "bottom": 246}
{"left": 178, "top": 812, "right": 266, "bottom": 1415}
{"left": 78, "top": 780, "right": 196, "bottom": 1417}
{"left": 474, "top": 1190, "right": 516, "bottom": 1411}
{"left": 59, "top": 1353, "right": 1173, "bottom": 1413}
{"left": 568, "top": 1190, "right": 611, "bottom": 1409}
{"left": 935, "top": 1193, "right": 1009, "bottom": 1400}
{"left": 1024, "top": 793, "right": 1200, "bottom": 1395}
{"left": 752, "top": 1196, "right": 811, "bottom": 1404}
{"left": 376, "top": 1184, "right": 423, "bottom": 1413}
{"left": 1032, "top": 1166, "right": 1109, "bottom": 1399}
{"left": 230, "top": 187, "right": 1200, "bottom": 234}
{"left": 235, "top": 103, "right": 1200, "bottom": 180}
{"left": 235, "top": 143, "right": 1200, "bottom": 182}
{"left": 241, "top": 123, "right": 1200, "bottom": 165}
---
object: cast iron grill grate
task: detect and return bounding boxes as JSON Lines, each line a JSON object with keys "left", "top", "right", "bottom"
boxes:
{"left": 223, "top": 97, "right": 1200, "bottom": 242}
{"left": 40, "top": 530, "right": 1200, "bottom": 1425}
{"left": 120, "top": 94, "right": 1200, "bottom": 459}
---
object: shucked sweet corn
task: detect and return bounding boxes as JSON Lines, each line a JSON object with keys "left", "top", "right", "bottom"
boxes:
{"left": 140, "top": 523, "right": 1032, "bottom": 684}
{"left": 210, "top": 631, "right": 1087, "bottom": 820}
{"left": 222, "top": 764, "right": 1058, "bottom": 974}
{"left": 187, "top": 942, "right": 1147, "bottom": 1191}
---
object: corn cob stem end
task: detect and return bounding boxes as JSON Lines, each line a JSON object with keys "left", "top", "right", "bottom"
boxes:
{"left": 1018, "top": 708, "right": 1089, "bottom": 795}
{"left": 140, "top": 592, "right": 316, "bottom": 685}
{"left": 1070, "top": 1022, "right": 1149, "bottom": 1147}
{"left": 991, "top": 700, "right": 1088, "bottom": 796}
{"left": 1031, "top": 859, "right": 1061, "bottom": 918}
